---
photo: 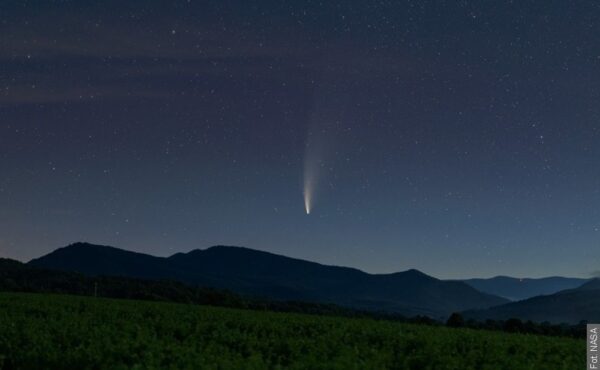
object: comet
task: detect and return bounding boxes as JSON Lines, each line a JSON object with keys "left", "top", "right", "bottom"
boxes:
{"left": 304, "top": 192, "right": 311, "bottom": 214}
{"left": 302, "top": 83, "right": 349, "bottom": 215}
{"left": 302, "top": 130, "right": 324, "bottom": 216}
{"left": 303, "top": 159, "right": 316, "bottom": 215}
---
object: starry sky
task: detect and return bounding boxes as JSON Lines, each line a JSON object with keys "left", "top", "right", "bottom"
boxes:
{"left": 2, "top": 1, "right": 600, "bottom": 279}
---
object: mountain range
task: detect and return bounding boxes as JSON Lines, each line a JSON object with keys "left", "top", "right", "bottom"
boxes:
{"left": 28, "top": 242, "right": 507, "bottom": 318}
{"left": 460, "top": 276, "right": 589, "bottom": 301}
{"left": 463, "top": 278, "right": 600, "bottom": 324}
{"left": 18, "top": 242, "right": 600, "bottom": 324}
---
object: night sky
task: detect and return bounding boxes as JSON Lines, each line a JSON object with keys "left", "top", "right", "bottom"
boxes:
{"left": 2, "top": 1, "right": 600, "bottom": 279}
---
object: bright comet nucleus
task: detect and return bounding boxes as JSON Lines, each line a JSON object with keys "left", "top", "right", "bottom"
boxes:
{"left": 304, "top": 189, "right": 311, "bottom": 214}
{"left": 303, "top": 157, "right": 317, "bottom": 215}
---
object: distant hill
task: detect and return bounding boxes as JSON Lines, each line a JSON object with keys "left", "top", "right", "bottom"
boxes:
{"left": 463, "top": 279, "right": 600, "bottom": 324}
{"left": 28, "top": 242, "right": 508, "bottom": 318}
{"left": 573, "top": 278, "right": 600, "bottom": 291}
{"left": 460, "top": 276, "right": 589, "bottom": 300}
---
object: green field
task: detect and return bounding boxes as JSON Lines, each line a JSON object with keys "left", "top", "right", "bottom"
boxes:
{"left": 0, "top": 293, "right": 584, "bottom": 370}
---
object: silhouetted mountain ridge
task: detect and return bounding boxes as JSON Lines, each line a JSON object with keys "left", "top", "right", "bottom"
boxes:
{"left": 463, "top": 278, "right": 600, "bottom": 324}
{"left": 460, "top": 275, "right": 589, "bottom": 300}
{"left": 28, "top": 242, "right": 508, "bottom": 318}
{"left": 574, "top": 278, "right": 600, "bottom": 291}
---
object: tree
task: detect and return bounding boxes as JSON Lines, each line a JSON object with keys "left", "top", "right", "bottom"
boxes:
{"left": 446, "top": 313, "right": 465, "bottom": 328}
{"left": 503, "top": 318, "right": 524, "bottom": 333}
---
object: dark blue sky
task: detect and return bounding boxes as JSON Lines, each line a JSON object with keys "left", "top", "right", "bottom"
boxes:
{"left": 2, "top": 1, "right": 599, "bottom": 278}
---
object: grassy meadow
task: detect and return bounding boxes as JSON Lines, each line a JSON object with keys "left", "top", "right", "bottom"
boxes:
{"left": 0, "top": 292, "right": 584, "bottom": 369}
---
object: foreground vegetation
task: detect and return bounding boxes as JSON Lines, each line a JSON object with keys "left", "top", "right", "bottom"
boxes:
{"left": 0, "top": 293, "right": 584, "bottom": 369}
